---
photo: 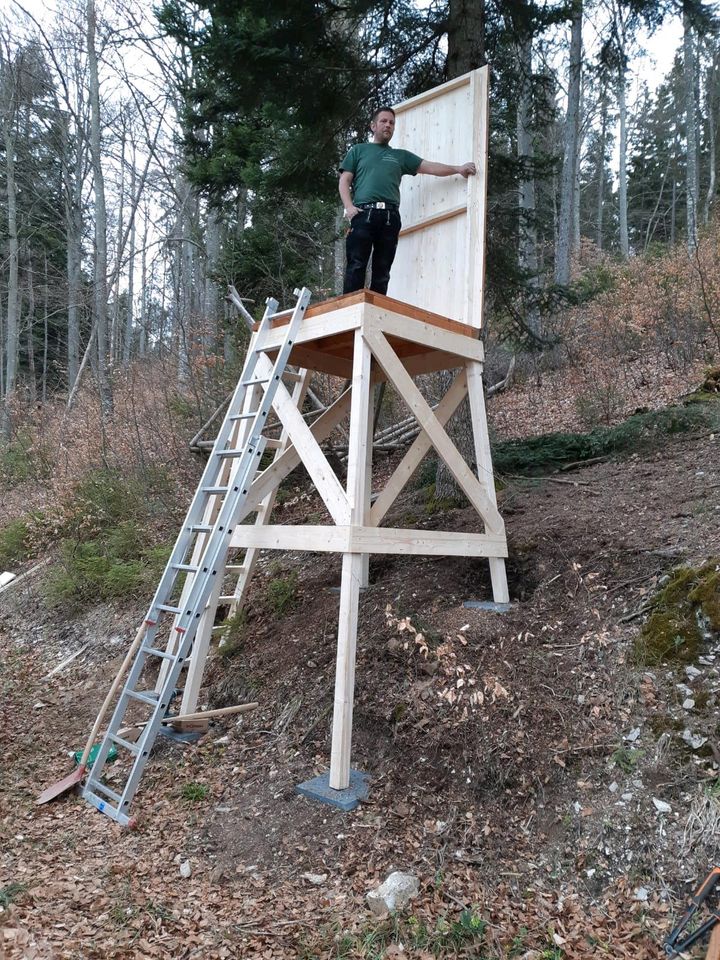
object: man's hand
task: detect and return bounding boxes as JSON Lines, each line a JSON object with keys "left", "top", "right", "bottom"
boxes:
{"left": 345, "top": 204, "right": 361, "bottom": 220}
{"left": 458, "top": 162, "right": 476, "bottom": 178}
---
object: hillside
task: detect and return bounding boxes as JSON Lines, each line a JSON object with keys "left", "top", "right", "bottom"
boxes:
{"left": 2, "top": 383, "right": 720, "bottom": 958}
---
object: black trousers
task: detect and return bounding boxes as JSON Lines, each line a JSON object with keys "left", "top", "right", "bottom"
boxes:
{"left": 343, "top": 207, "right": 401, "bottom": 296}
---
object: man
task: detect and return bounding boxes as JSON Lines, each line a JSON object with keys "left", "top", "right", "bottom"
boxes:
{"left": 339, "top": 106, "right": 477, "bottom": 296}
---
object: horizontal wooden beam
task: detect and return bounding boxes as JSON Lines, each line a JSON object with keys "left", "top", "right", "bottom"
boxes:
{"left": 371, "top": 309, "right": 484, "bottom": 362}
{"left": 230, "top": 524, "right": 507, "bottom": 558}
{"left": 399, "top": 204, "right": 466, "bottom": 239}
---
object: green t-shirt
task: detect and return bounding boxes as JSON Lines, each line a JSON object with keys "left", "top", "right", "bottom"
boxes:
{"left": 340, "top": 142, "right": 422, "bottom": 206}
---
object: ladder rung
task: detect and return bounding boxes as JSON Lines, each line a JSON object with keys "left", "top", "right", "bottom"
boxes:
{"left": 87, "top": 780, "right": 123, "bottom": 804}
{"left": 172, "top": 563, "right": 198, "bottom": 572}
{"left": 203, "top": 486, "right": 229, "bottom": 495}
{"left": 144, "top": 646, "right": 176, "bottom": 661}
{"left": 217, "top": 448, "right": 256, "bottom": 458}
{"left": 126, "top": 690, "right": 160, "bottom": 706}
{"left": 190, "top": 524, "right": 212, "bottom": 533}
{"left": 218, "top": 595, "right": 239, "bottom": 603}
{"left": 242, "top": 377, "right": 269, "bottom": 386}
{"left": 157, "top": 604, "right": 182, "bottom": 614}
{"left": 109, "top": 733, "right": 141, "bottom": 755}
{"left": 229, "top": 411, "right": 260, "bottom": 421}
{"left": 226, "top": 565, "right": 246, "bottom": 572}
{"left": 267, "top": 307, "right": 294, "bottom": 320}
{"left": 283, "top": 371, "right": 302, "bottom": 382}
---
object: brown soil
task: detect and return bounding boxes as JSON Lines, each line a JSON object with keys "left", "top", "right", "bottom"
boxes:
{"left": 1, "top": 427, "right": 720, "bottom": 959}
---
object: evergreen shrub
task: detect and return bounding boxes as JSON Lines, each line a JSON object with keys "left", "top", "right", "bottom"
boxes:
{"left": 48, "top": 467, "right": 174, "bottom": 606}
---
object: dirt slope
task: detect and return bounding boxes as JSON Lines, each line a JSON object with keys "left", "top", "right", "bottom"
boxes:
{"left": 1, "top": 427, "right": 719, "bottom": 959}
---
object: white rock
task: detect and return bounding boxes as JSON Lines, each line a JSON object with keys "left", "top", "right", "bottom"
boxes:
{"left": 609, "top": 781, "right": 618, "bottom": 793}
{"left": 179, "top": 860, "right": 192, "bottom": 878}
{"left": 622, "top": 793, "right": 633, "bottom": 801}
{"left": 652, "top": 798, "right": 672, "bottom": 814}
{"left": 682, "top": 729, "right": 708, "bottom": 750}
{"left": 624, "top": 727, "right": 641, "bottom": 742}
{"left": 301, "top": 872, "right": 327, "bottom": 885}
{"left": 366, "top": 872, "right": 420, "bottom": 917}
{"left": 686, "top": 667, "right": 702, "bottom": 679}
{"left": 682, "top": 699, "right": 695, "bottom": 710}
{"left": 0, "top": 572, "right": 16, "bottom": 588}
{"left": 634, "top": 887, "right": 649, "bottom": 901}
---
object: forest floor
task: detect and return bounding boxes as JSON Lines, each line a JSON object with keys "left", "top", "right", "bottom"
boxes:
{"left": 2, "top": 365, "right": 720, "bottom": 959}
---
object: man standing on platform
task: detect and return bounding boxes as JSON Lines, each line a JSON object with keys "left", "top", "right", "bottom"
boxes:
{"left": 339, "top": 106, "right": 477, "bottom": 296}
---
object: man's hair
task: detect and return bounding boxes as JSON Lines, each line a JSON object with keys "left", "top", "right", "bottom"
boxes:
{"left": 371, "top": 106, "right": 396, "bottom": 123}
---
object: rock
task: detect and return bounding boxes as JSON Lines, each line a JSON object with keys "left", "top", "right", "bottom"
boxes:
{"left": 366, "top": 872, "right": 420, "bottom": 917}
{"left": 682, "top": 729, "right": 707, "bottom": 750}
{"left": 686, "top": 666, "right": 702, "bottom": 679}
{"left": 652, "top": 798, "right": 672, "bottom": 814}
{"left": 682, "top": 698, "right": 695, "bottom": 710}
{"left": 301, "top": 872, "right": 327, "bottom": 885}
{"left": 179, "top": 860, "right": 192, "bottom": 879}
{"left": 624, "top": 727, "right": 641, "bottom": 742}
{"left": 634, "top": 887, "right": 649, "bottom": 901}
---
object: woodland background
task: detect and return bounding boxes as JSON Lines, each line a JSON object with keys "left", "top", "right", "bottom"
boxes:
{"left": 1, "top": 0, "right": 719, "bottom": 453}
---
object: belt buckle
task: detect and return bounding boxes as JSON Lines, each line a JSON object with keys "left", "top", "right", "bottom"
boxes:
{"left": 376, "top": 202, "right": 386, "bottom": 209}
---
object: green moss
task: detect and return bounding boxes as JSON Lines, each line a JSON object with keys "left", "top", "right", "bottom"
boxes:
{"left": 635, "top": 560, "right": 720, "bottom": 665}
{"left": 493, "top": 398, "right": 720, "bottom": 477}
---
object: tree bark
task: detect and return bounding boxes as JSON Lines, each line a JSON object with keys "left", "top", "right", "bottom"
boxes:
{"left": 1, "top": 97, "right": 19, "bottom": 439}
{"left": 516, "top": 30, "right": 540, "bottom": 336}
{"left": 684, "top": 7, "right": 699, "bottom": 253}
{"left": 447, "top": 0, "right": 485, "bottom": 76}
{"left": 555, "top": 0, "right": 583, "bottom": 286}
{"left": 617, "top": 67, "right": 629, "bottom": 257}
{"left": 87, "top": 0, "right": 112, "bottom": 414}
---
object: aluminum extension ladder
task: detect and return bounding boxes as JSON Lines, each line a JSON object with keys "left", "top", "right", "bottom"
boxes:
{"left": 83, "top": 287, "right": 311, "bottom": 825}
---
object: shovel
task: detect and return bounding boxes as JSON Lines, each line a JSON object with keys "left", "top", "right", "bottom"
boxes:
{"left": 36, "top": 622, "right": 148, "bottom": 805}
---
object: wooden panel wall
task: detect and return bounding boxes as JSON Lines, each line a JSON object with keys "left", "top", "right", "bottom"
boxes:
{"left": 387, "top": 68, "right": 489, "bottom": 328}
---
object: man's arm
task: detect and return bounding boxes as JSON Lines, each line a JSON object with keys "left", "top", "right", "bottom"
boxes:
{"left": 417, "top": 160, "right": 476, "bottom": 178}
{"left": 339, "top": 170, "right": 360, "bottom": 219}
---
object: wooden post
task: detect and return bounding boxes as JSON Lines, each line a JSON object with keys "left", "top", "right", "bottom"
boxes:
{"left": 329, "top": 329, "right": 372, "bottom": 790}
{"left": 466, "top": 359, "right": 509, "bottom": 603}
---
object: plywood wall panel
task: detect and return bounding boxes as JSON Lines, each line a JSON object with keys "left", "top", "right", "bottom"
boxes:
{"left": 385, "top": 67, "right": 488, "bottom": 328}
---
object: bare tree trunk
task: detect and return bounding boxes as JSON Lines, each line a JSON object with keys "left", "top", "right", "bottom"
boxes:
{"left": 112, "top": 114, "right": 126, "bottom": 362}
{"left": 204, "top": 204, "right": 221, "bottom": 357}
{"left": 63, "top": 107, "right": 84, "bottom": 391}
{"left": 123, "top": 150, "right": 137, "bottom": 365}
{"left": 617, "top": 68, "right": 629, "bottom": 257}
{"left": 42, "top": 254, "right": 49, "bottom": 402}
{"left": 139, "top": 206, "right": 148, "bottom": 358}
{"left": 516, "top": 31, "right": 540, "bottom": 336}
{"left": 26, "top": 256, "right": 36, "bottom": 405}
{"left": 87, "top": 0, "right": 112, "bottom": 414}
{"left": 555, "top": 0, "right": 583, "bottom": 286}
{"left": 2, "top": 110, "right": 19, "bottom": 439}
{"left": 684, "top": 8, "right": 699, "bottom": 253}
{"left": 703, "top": 47, "right": 718, "bottom": 225}
{"left": 596, "top": 86, "right": 607, "bottom": 249}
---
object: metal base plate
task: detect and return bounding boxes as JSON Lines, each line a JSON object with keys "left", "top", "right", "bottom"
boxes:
{"left": 463, "top": 600, "right": 513, "bottom": 613}
{"left": 157, "top": 726, "right": 204, "bottom": 744}
{"left": 295, "top": 769, "right": 370, "bottom": 811}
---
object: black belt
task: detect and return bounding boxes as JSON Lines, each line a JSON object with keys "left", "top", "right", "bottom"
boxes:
{"left": 357, "top": 202, "right": 399, "bottom": 211}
